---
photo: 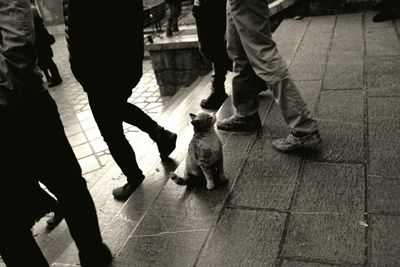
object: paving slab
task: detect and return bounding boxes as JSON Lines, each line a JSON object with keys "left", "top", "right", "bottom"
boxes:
{"left": 282, "top": 213, "right": 366, "bottom": 265}
{"left": 273, "top": 18, "right": 311, "bottom": 65}
{"left": 112, "top": 230, "right": 207, "bottom": 267}
{"left": 368, "top": 97, "right": 400, "bottom": 178}
{"left": 369, "top": 215, "right": 400, "bottom": 266}
{"left": 227, "top": 136, "right": 301, "bottom": 210}
{"left": 330, "top": 13, "right": 362, "bottom": 52}
{"left": 197, "top": 209, "right": 286, "bottom": 266}
{"left": 368, "top": 176, "right": 400, "bottom": 214}
{"left": 292, "top": 162, "right": 365, "bottom": 215}
{"left": 365, "top": 27, "right": 400, "bottom": 56}
{"left": 323, "top": 51, "right": 363, "bottom": 89}
{"left": 310, "top": 90, "right": 365, "bottom": 162}
{"left": 290, "top": 16, "right": 335, "bottom": 80}
{"left": 366, "top": 56, "right": 400, "bottom": 96}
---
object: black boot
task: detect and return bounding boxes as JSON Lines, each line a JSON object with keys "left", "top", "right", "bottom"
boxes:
{"left": 154, "top": 127, "right": 177, "bottom": 159}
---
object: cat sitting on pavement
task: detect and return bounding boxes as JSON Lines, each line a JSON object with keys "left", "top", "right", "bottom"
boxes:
{"left": 170, "top": 112, "right": 226, "bottom": 190}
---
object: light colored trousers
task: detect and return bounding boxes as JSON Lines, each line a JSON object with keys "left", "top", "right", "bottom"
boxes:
{"left": 226, "top": 0, "right": 318, "bottom": 136}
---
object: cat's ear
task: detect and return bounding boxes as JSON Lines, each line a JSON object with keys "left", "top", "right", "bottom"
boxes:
{"left": 207, "top": 114, "right": 216, "bottom": 126}
{"left": 189, "top": 113, "right": 196, "bottom": 120}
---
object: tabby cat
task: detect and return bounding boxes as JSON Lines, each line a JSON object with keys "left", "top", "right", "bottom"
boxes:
{"left": 171, "top": 112, "right": 226, "bottom": 189}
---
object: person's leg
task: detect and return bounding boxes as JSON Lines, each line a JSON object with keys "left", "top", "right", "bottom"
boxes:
{"left": 225, "top": 0, "right": 320, "bottom": 150}
{"left": 172, "top": 1, "right": 182, "bottom": 32}
{"left": 121, "top": 102, "right": 177, "bottom": 159}
{"left": 166, "top": 3, "right": 175, "bottom": 36}
{"left": 87, "top": 90, "right": 145, "bottom": 200}
{"left": 47, "top": 58, "right": 62, "bottom": 87}
{"left": 216, "top": 2, "right": 262, "bottom": 131}
{"left": 195, "top": 0, "right": 231, "bottom": 109}
{"left": 0, "top": 227, "right": 50, "bottom": 267}
{"left": 25, "top": 92, "right": 111, "bottom": 265}
{"left": 0, "top": 108, "right": 50, "bottom": 267}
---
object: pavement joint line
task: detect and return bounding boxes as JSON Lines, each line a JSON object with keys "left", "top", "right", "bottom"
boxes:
{"left": 322, "top": 87, "right": 364, "bottom": 91}
{"left": 131, "top": 229, "right": 209, "bottom": 238}
{"left": 303, "top": 158, "right": 367, "bottom": 165}
{"left": 223, "top": 205, "right": 289, "bottom": 214}
{"left": 361, "top": 13, "right": 370, "bottom": 267}
{"left": 368, "top": 212, "right": 400, "bottom": 217}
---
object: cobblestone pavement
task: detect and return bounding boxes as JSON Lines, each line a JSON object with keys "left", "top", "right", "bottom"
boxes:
{"left": 48, "top": 36, "right": 172, "bottom": 185}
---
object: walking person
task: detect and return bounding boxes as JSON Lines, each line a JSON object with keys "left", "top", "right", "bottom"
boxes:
{"left": 193, "top": 0, "right": 232, "bottom": 109}
{"left": 217, "top": 0, "right": 321, "bottom": 152}
{"left": 63, "top": 0, "right": 178, "bottom": 201}
{"left": 165, "top": 0, "right": 182, "bottom": 36}
{"left": 0, "top": 0, "right": 111, "bottom": 266}
{"left": 31, "top": 2, "right": 62, "bottom": 87}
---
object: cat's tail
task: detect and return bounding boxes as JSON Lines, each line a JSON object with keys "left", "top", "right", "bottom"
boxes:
{"left": 168, "top": 172, "right": 187, "bottom": 186}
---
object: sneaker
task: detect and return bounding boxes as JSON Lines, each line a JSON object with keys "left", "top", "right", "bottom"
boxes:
{"left": 272, "top": 131, "right": 321, "bottom": 152}
{"left": 200, "top": 92, "right": 228, "bottom": 109}
{"left": 48, "top": 78, "right": 63, "bottom": 88}
{"left": 112, "top": 178, "right": 144, "bottom": 201}
{"left": 155, "top": 128, "right": 177, "bottom": 159}
{"left": 46, "top": 209, "right": 64, "bottom": 228}
{"left": 79, "top": 243, "right": 112, "bottom": 267}
{"left": 217, "top": 113, "right": 262, "bottom": 132}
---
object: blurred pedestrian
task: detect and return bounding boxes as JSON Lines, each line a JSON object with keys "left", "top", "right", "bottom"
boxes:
{"left": 217, "top": 0, "right": 321, "bottom": 152}
{"left": 193, "top": 0, "right": 232, "bottom": 109}
{"left": 165, "top": 0, "right": 182, "bottom": 36}
{"left": 0, "top": 1, "right": 111, "bottom": 266}
{"left": 31, "top": 1, "right": 62, "bottom": 87}
{"left": 63, "top": 0, "right": 178, "bottom": 201}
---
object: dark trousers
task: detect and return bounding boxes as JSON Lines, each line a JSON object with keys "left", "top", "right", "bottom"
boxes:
{"left": 167, "top": 2, "right": 182, "bottom": 30}
{"left": 193, "top": 1, "right": 232, "bottom": 93}
{"left": 39, "top": 58, "right": 61, "bottom": 82}
{"left": 86, "top": 89, "right": 160, "bottom": 183}
{"left": 0, "top": 91, "right": 103, "bottom": 266}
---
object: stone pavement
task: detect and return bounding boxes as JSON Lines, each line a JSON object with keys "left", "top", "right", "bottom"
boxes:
{"left": 1, "top": 12, "right": 400, "bottom": 267}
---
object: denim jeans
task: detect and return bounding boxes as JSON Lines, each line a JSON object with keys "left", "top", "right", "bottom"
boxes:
{"left": 226, "top": 0, "right": 318, "bottom": 135}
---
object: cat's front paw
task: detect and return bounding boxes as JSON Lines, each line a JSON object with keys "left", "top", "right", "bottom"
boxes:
{"left": 206, "top": 181, "right": 215, "bottom": 190}
{"left": 169, "top": 172, "right": 187, "bottom": 186}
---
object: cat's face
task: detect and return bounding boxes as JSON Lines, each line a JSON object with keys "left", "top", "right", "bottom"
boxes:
{"left": 189, "top": 112, "right": 216, "bottom": 132}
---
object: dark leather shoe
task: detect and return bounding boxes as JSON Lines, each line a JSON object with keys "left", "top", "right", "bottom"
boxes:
{"left": 373, "top": 12, "right": 396, "bottom": 22}
{"left": 46, "top": 208, "right": 63, "bottom": 228}
{"left": 155, "top": 128, "right": 177, "bottom": 159}
{"left": 217, "top": 112, "right": 262, "bottom": 132}
{"left": 112, "top": 178, "right": 144, "bottom": 201}
{"left": 200, "top": 93, "right": 228, "bottom": 109}
{"left": 48, "top": 78, "right": 63, "bottom": 88}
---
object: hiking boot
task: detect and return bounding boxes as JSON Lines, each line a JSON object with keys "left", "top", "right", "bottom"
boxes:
{"left": 155, "top": 128, "right": 177, "bottom": 159}
{"left": 217, "top": 113, "right": 262, "bottom": 132}
{"left": 46, "top": 208, "right": 64, "bottom": 228}
{"left": 112, "top": 178, "right": 144, "bottom": 201}
{"left": 200, "top": 92, "right": 228, "bottom": 109}
{"left": 272, "top": 131, "right": 322, "bottom": 152}
{"left": 79, "top": 243, "right": 112, "bottom": 267}
{"left": 48, "top": 78, "right": 63, "bottom": 88}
